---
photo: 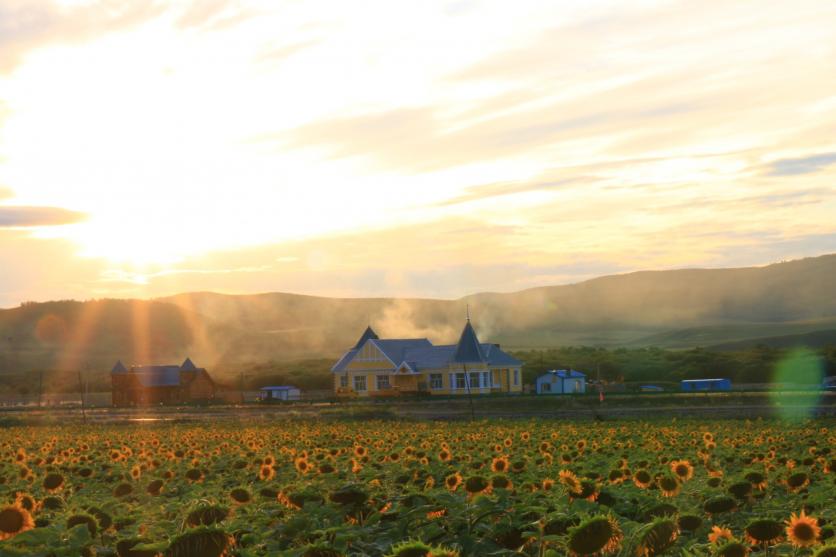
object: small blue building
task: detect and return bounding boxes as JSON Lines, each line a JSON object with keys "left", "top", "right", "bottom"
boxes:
{"left": 536, "top": 369, "right": 586, "bottom": 394}
{"left": 680, "top": 378, "right": 731, "bottom": 392}
{"left": 259, "top": 385, "right": 301, "bottom": 401}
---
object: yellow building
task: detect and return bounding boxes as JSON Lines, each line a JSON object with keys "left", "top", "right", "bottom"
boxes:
{"left": 331, "top": 319, "right": 523, "bottom": 397}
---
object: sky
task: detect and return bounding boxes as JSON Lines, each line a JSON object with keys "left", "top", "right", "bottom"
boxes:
{"left": 0, "top": 0, "right": 835, "bottom": 308}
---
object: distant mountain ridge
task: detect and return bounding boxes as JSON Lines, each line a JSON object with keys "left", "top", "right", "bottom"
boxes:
{"left": 1, "top": 254, "right": 834, "bottom": 372}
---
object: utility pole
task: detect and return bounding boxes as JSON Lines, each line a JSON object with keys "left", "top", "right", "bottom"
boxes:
{"left": 239, "top": 371, "right": 245, "bottom": 404}
{"left": 77, "top": 370, "right": 87, "bottom": 424}
{"left": 37, "top": 371, "right": 43, "bottom": 408}
{"left": 464, "top": 362, "right": 475, "bottom": 421}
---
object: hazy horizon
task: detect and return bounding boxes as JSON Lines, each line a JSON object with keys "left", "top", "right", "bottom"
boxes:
{"left": 3, "top": 252, "right": 834, "bottom": 309}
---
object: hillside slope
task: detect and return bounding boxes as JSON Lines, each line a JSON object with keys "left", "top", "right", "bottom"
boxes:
{"left": 0, "top": 254, "right": 834, "bottom": 374}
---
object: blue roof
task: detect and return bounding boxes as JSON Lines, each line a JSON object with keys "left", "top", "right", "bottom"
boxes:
{"left": 452, "top": 320, "right": 486, "bottom": 364}
{"left": 372, "top": 338, "right": 433, "bottom": 364}
{"left": 333, "top": 323, "right": 523, "bottom": 373}
{"left": 260, "top": 385, "right": 298, "bottom": 391}
{"left": 353, "top": 326, "right": 379, "bottom": 349}
{"left": 180, "top": 357, "right": 197, "bottom": 371}
{"left": 331, "top": 349, "right": 358, "bottom": 372}
{"left": 401, "top": 345, "right": 457, "bottom": 371}
{"left": 539, "top": 369, "right": 586, "bottom": 379}
{"left": 131, "top": 366, "right": 182, "bottom": 387}
{"left": 111, "top": 360, "right": 127, "bottom": 373}
{"left": 482, "top": 344, "right": 523, "bottom": 366}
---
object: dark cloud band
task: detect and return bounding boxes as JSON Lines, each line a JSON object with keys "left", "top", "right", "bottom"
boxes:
{"left": 0, "top": 206, "right": 86, "bottom": 227}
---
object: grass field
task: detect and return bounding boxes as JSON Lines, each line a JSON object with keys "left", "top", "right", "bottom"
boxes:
{"left": 0, "top": 418, "right": 835, "bottom": 556}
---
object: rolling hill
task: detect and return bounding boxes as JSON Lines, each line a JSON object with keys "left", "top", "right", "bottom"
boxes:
{"left": 1, "top": 254, "right": 835, "bottom": 376}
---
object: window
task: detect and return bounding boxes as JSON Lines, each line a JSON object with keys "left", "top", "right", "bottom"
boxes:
{"left": 481, "top": 371, "right": 490, "bottom": 388}
{"left": 429, "top": 374, "right": 443, "bottom": 389}
{"left": 513, "top": 369, "right": 519, "bottom": 386}
{"left": 542, "top": 382, "right": 551, "bottom": 392}
{"left": 455, "top": 373, "right": 467, "bottom": 390}
{"left": 340, "top": 375, "right": 348, "bottom": 388}
{"left": 574, "top": 379, "right": 581, "bottom": 393}
{"left": 353, "top": 375, "right": 367, "bottom": 391}
{"left": 376, "top": 375, "right": 391, "bottom": 390}
{"left": 469, "top": 372, "right": 481, "bottom": 389}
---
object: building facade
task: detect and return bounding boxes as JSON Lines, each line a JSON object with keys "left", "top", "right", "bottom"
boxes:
{"left": 111, "top": 357, "right": 217, "bottom": 406}
{"left": 332, "top": 319, "right": 523, "bottom": 397}
{"left": 535, "top": 369, "right": 586, "bottom": 394}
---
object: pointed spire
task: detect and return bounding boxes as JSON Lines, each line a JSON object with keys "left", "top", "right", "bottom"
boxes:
{"left": 452, "top": 318, "right": 486, "bottom": 364}
{"left": 353, "top": 325, "right": 379, "bottom": 350}
{"left": 111, "top": 360, "right": 127, "bottom": 373}
{"left": 180, "top": 357, "right": 197, "bottom": 371}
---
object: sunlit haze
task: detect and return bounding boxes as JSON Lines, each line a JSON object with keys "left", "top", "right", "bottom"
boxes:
{"left": 1, "top": 0, "right": 835, "bottom": 307}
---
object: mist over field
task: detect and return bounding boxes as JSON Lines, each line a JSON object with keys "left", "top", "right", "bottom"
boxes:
{"left": 1, "top": 255, "right": 834, "bottom": 384}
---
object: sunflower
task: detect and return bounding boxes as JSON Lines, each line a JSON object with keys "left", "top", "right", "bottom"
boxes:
{"left": 558, "top": 469, "right": 582, "bottom": 494}
{"left": 0, "top": 504, "right": 34, "bottom": 541}
{"left": 491, "top": 456, "right": 510, "bottom": 474}
{"left": 492, "top": 475, "right": 513, "bottom": 490}
{"left": 786, "top": 510, "right": 821, "bottom": 548}
{"left": 444, "top": 472, "right": 463, "bottom": 491}
{"left": 566, "top": 515, "right": 622, "bottom": 557}
{"left": 787, "top": 471, "right": 810, "bottom": 492}
{"left": 715, "top": 540, "right": 750, "bottom": 557}
{"left": 464, "top": 475, "right": 490, "bottom": 496}
{"left": 745, "top": 519, "right": 784, "bottom": 546}
{"left": 258, "top": 464, "right": 275, "bottom": 481}
{"left": 427, "top": 508, "right": 447, "bottom": 520}
{"left": 295, "top": 457, "right": 311, "bottom": 475}
{"left": 10, "top": 493, "right": 34, "bottom": 516}
{"left": 670, "top": 460, "right": 694, "bottom": 481}
{"left": 629, "top": 469, "right": 651, "bottom": 490}
{"left": 42, "top": 472, "right": 64, "bottom": 492}
{"left": 438, "top": 449, "right": 452, "bottom": 462}
{"left": 709, "top": 526, "right": 734, "bottom": 545}
{"left": 657, "top": 475, "right": 681, "bottom": 497}
{"left": 635, "top": 519, "right": 679, "bottom": 557}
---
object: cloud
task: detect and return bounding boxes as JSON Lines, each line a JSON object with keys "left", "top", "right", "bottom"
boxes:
{"left": 765, "top": 153, "right": 836, "bottom": 176}
{"left": 0, "top": 186, "right": 13, "bottom": 201}
{"left": 0, "top": 1, "right": 165, "bottom": 74}
{"left": 433, "top": 176, "right": 590, "bottom": 207}
{"left": 176, "top": 0, "right": 258, "bottom": 31}
{"left": 256, "top": 39, "right": 321, "bottom": 65}
{"left": 0, "top": 206, "right": 86, "bottom": 227}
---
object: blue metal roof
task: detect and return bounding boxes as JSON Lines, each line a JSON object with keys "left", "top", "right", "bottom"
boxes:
{"left": 372, "top": 338, "right": 433, "bottom": 364}
{"left": 111, "top": 360, "right": 127, "bottom": 373}
{"left": 452, "top": 320, "right": 486, "bottom": 364}
{"left": 131, "top": 366, "right": 182, "bottom": 387}
{"left": 260, "top": 385, "right": 298, "bottom": 391}
{"left": 333, "top": 324, "right": 523, "bottom": 373}
{"left": 401, "top": 345, "right": 456, "bottom": 371}
{"left": 331, "top": 349, "right": 357, "bottom": 372}
{"left": 539, "top": 369, "right": 586, "bottom": 379}
{"left": 353, "top": 326, "right": 379, "bottom": 349}
{"left": 481, "top": 344, "right": 522, "bottom": 366}
{"left": 180, "top": 357, "right": 197, "bottom": 371}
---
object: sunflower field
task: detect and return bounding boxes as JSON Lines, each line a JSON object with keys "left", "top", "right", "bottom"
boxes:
{"left": 0, "top": 419, "right": 835, "bottom": 557}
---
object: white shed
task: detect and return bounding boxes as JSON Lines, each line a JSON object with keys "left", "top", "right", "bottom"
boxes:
{"left": 535, "top": 370, "right": 586, "bottom": 394}
{"left": 259, "top": 385, "right": 301, "bottom": 401}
